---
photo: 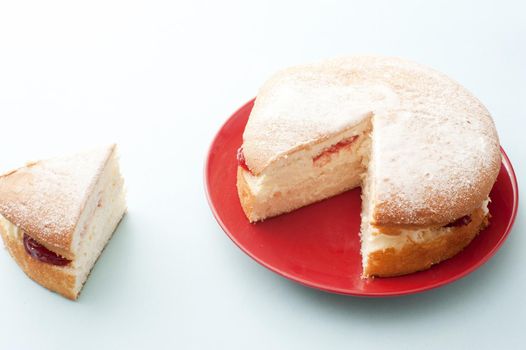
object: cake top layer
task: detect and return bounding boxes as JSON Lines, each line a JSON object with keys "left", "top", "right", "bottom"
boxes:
{"left": 0, "top": 145, "right": 115, "bottom": 257}
{"left": 242, "top": 56, "right": 501, "bottom": 226}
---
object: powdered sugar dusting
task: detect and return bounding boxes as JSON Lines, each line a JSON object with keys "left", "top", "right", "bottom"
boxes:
{"left": 242, "top": 56, "right": 501, "bottom": 225}
{"left": 0, "top": 145, "right": 114, "bottom": 253}
{"left": 243, "top": 65, "right": 399, "bottom": 174}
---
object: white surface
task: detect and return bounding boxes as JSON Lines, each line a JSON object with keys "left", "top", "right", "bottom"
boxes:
{"left": 0, "top": 1, "right": 524, "bottom": 348}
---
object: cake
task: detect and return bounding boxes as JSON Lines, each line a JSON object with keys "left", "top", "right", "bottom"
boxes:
{"left": 0, "top": 144, "right": 127, "bottom": 299}
{"left": 236, "top": 56, "right": 501, "bottom": 277}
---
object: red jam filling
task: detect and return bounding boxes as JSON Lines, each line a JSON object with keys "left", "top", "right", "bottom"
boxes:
{"left": 313, "top": 135, "right": 358, "bottom": 163}
{"left": 237, "top": 147, "right": 253, "bottom": 174}
{"left": 444, "top": 215, "right": 472, "bottom": 228}
{"left": 23, "top": 233, "right": 71, "bottom": 266}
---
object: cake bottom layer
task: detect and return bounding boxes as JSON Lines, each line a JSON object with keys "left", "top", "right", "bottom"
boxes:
{"left": 0, "top": 210, "right": 125, "bottom": 300}
{"left": 0, "top": 215, "right": 78, "bottom": 299}
{"left": 362, "top": 206, "right": 489, "bottom": 277}
{"left": 238, "top": 168, "right": 362, "bottom": 223}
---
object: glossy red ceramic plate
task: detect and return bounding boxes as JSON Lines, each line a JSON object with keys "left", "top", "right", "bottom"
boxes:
{"left": 205, "top": 99, "right": 519, "bottom": 296}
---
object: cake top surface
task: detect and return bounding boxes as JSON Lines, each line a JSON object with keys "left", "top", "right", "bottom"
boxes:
{"left": 242, "top": 56, "right": 501, "bottom": 226}
{"left": 0, "top": 145, "right": 115, "bottom": 255}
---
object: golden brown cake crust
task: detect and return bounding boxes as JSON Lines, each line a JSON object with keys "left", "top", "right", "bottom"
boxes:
{"left": 0, "top": 145, "right": 115, "bottom": 259}
{"left": 0, "top": 225, "right": 77, "bottom": 300}
{"left": 236, "top": 167, "right": 257, "bottom": 222}
{"left": 364, "top": 208, "right": 489, "bottom": 277}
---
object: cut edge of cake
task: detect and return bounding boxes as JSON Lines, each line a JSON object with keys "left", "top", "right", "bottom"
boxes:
{"left": 237, "top": 116, "right": 372, "bottom": 223}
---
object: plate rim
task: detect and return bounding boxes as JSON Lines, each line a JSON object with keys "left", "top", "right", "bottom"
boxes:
{"left": 204, "top": 98, "right": 520, "bottom": 297}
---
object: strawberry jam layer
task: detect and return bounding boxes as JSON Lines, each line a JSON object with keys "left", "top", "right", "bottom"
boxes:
{"left": 237, "top": 147, "right": 253, "bottom": 174}
{"left": 23, "top": 233, "right": 71, "bottom": 266}
{"left": 313, "top": 135, "right": 358, "bottom": 163}
{"left": 444, "top": 215, "right": 472, "bottom": 228}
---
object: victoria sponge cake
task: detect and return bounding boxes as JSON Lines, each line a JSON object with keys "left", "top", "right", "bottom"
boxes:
{"left": 0, "top": 145, "right": 126, "bottom": 299}
{"left": 236, "top": 56, "right": 501, "bottom": 277}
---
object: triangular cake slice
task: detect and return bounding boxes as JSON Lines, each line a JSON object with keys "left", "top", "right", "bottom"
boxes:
{"left": 0, "top": 145, "right": 126, "bottom": 299}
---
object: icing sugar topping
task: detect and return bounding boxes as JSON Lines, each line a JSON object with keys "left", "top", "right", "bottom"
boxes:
{"left": 242, "top": 56, "right": 501, "bottom": 225}
{"left": 0, "top": 145, "right": 115, "bottom": 253}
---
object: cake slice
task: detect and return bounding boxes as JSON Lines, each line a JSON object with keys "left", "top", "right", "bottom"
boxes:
{"left": 0, "top": 144, "right": 126, "bottom": 300}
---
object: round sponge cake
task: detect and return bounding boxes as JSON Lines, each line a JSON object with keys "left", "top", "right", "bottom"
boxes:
{"left": 237, "top": 56, "right": 501, "bottom": 277}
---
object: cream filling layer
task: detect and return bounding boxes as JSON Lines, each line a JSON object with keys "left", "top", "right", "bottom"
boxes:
{"left": 243, "top": 118, "right": 371, "bottom": 198}
{"left": 0, "top": 213, "right": 20, "bottom": 240}
{"left": 363, "top": 198, "right": 490, "bottom": 255}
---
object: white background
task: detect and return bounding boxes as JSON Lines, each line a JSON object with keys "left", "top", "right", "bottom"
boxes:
{"left": 0, "top": 1, "right": 524, "bottom": 348}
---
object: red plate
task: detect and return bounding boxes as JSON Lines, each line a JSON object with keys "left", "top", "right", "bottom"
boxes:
{"left": 205, "top": 99, "right": 519, "bottom": 296}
